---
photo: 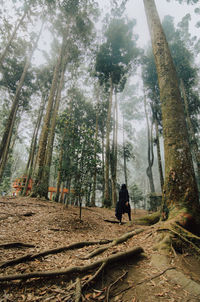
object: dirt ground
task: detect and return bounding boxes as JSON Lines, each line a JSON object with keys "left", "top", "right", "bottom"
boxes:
{"left": 0, "top": 196, "right": 200, "bottom": 302}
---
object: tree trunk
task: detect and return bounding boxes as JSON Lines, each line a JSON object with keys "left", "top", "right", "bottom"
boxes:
{"left": 31, "top": 43, "right": 63, "bottom": 198}
{"left": 0, "top": 22, "right": 44, "bottom": 181}
{"left": 143, "top": 0, "right": 200, "bottom": 228}
{"left": 91, "top": 89, "right": 100, "bottom": 207}
{"left": 0, "top": 8, "right": 28, "bottom": 66}
{"left": 111, "top": 88, "right": 118, "bottom": 206}
{"left": 144, "top": 92, "right": 155, "bottom": 193}
{"left": 101, "top": 130, "right": 105, "bottom": 203}
{"left": 55, "top": 126, "right": 67, "bottom": 202}
{"left": 42, "top": 61, "right": 66, "bottom": 198}
{"left": 104, "top": 77, "right": 113, "bottom": 207}
{"left": 155, "top": 117, "right": 164, "bottom": 191}
{"left": 180, "top": 79, "right": 200, "bottom": 190}
{"left": 22, "top": 94, "right": 46, "bottom": 196}
{"left": 122, "top": 116, "right": 128, "bottom": 187}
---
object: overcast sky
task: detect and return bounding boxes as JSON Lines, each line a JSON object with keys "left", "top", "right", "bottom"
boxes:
{"left": 98, "top": 0, "right": 200, "bottom": 47}
{"left": 32, "top": 0, "right": 200, "bottom": 66}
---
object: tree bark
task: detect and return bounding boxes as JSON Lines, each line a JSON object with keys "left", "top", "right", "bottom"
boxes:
{"left": 143, "top": 0, "right": 200, "bottom": 227}
{"left": 155, "top": 117, "right": 164, "bottom": 191}
{"left": 144, "top": 92, "right": 155, "bottom": 193}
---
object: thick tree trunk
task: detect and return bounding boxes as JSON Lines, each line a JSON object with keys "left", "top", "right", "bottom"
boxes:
{"left": 31, "top": 44, "right": 63, "bottom": 198}
{"left": 104, "top": 78, "right": 113, "bottom": 207}
{"left": 143, "top": 0, "right": 200, "bottom": 228}
{"left": 42, "top": 63, "right": 66, "bottom": 198}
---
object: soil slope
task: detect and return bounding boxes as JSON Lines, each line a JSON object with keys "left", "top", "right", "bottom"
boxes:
{"left": 0, "top": 196, "right": 200, "bottom": 301}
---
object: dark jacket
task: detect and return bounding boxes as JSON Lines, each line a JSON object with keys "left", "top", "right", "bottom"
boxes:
{"left": 115, "top": 186, "right": 130, "bottom": 221}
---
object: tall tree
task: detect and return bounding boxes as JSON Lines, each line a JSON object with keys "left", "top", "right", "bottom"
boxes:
{"left": 143, "top": 0, "right": 200, "bottom": 231}
{"left": 0, "top": 21, "right": 44, "bottom": 181}
{"left": 95, "top": 17, "right": 139, "bottom": 207}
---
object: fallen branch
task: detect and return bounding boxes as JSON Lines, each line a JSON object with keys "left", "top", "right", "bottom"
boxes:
{"left": 82, "top": 229, "right": 144, "bottom": 260}
{"left": 0, "top": 239, "right": 111, "bottom": 269}
{"left": 0, "top": 246, "right": 144, "bottom": 282}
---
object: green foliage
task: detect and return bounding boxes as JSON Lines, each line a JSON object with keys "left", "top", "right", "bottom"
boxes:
{"left": 129, "top": 183, "right": 144, "bottom": 207}
{"left": 55, "top": 87, "right": 101, "bottom": 201}
{"left": 142, "top": 14, "right": 200, "bottom": 133}
{"left": 0, "top": 176, "right": 11, "bottom": 194}
{"left": 95, "top": 18, "right": 139, "bottom": 91}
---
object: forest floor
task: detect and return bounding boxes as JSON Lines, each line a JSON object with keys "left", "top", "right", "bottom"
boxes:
{"left": 0, "top": 196, "right": 200, "bottom": 302}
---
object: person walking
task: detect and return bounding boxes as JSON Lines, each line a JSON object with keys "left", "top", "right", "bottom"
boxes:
{"left": 115, "top": 184, "right": 131, "bottom": 224}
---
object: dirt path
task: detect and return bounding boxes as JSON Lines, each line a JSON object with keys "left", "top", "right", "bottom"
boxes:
{"left": 0, "top": 196, "right": 200, "bottom": 301}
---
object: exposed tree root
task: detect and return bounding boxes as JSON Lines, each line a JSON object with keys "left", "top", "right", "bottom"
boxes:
{"left": 134, "top": 211, "right": 160, "bottom": 225}
{"left": 157, "top": 227, "right": 200, "bottom": 255}
{"left": 81, "top": 228, "right": 144, "bottom": 259}
{"left": 75, "top": 278, "right": 81, "bottom": 302}
{"left": 0, "top": 246, "right": 144, "bottom": 282}
{"left": 0, "top": 242, "right": 35, "bottom": 249}
{"left": 106, "top": 270, "right": 128, "bottom": 302}
{"left": 104, "top": 219, "right": 121, "bottom": 224}
{"left": 113, "top": 266, "right": 176, "bottom": 297}
{"left": 0, "top": 239, "right": 111, "bottom": 269}
{"left": 65, "top": 262, "right": 107, "bottom": 301}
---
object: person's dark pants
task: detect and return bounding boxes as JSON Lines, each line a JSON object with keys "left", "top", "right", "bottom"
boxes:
{"left": 115, "top": 202, "right": 131, "bottom": 222}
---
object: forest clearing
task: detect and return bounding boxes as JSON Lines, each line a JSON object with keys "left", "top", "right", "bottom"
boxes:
{"left": 0, "top": 196, "right": 200, "bottom": 302}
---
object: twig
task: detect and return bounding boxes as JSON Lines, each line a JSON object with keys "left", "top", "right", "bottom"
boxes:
{"left": 106, "top": 271, "right": 128, "bottom": 302}
{"left": 114, "top": 267, "right": 175, "bottom": 297}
